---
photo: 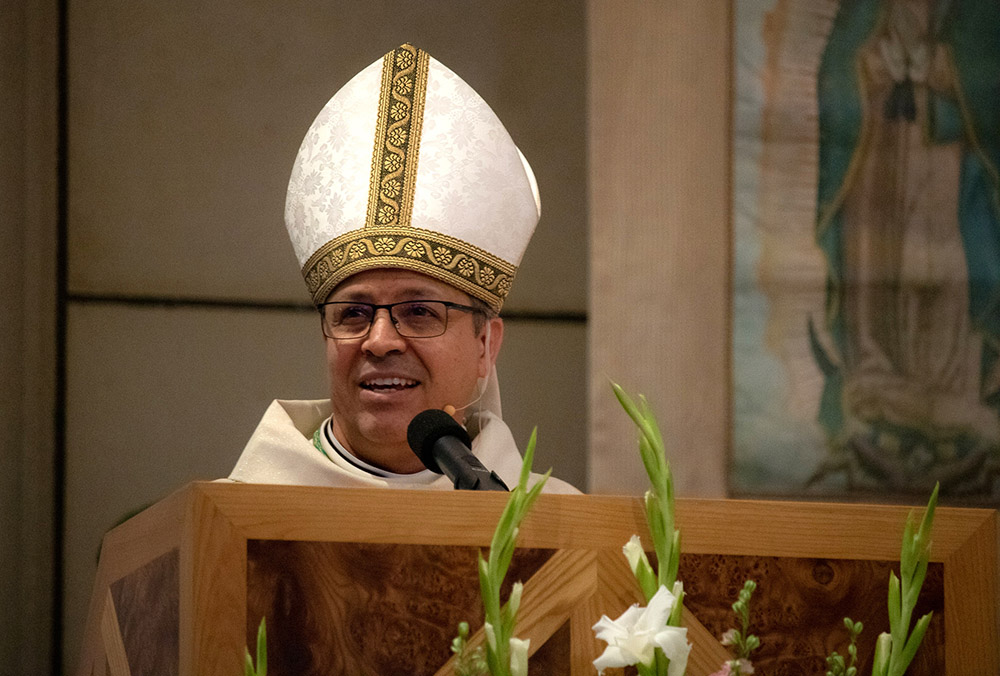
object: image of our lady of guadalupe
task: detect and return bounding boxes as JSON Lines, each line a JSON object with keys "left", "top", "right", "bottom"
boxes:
{"left": 808, "top": 0, "right": 1000, "bottom": 496}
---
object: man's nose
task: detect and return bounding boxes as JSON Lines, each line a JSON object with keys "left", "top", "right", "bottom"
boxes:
{"left": 362, "top": 308, "right": 406, "bottom": 356}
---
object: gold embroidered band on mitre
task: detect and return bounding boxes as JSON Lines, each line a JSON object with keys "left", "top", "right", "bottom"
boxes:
{"left": 367, "top": 43, "right": 427, "bottom": 231}
{"left": 300, "top": 43, "right": 517, "bottom": 311}
{"left": 302, "top": 227, "right": 517, "bottom": 311}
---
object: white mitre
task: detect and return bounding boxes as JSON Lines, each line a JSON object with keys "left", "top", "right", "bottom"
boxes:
{"left": 285, "top": 43, "right": 541, "bottom": 311}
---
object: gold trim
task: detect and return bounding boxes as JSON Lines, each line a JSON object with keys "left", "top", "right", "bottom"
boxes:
{"left": 366, "top": 44, "right": 428, "bottom": 229}
{"left": 302, "top": 227, "right": 517, "bottom": 311}
{"left": 303, "top": 44, "right": 519, "bottom": 310}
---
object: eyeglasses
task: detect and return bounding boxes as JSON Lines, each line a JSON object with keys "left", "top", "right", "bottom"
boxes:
{"left": 318, "top": 300, "right": 482, "bottom": 340}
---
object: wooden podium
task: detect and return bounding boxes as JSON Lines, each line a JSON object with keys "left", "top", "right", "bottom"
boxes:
{"left": 77, "top": 483, "right": 998, "bottom": 676}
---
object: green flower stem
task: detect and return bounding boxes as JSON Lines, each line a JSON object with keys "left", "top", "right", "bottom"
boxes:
{"left": 876, "top": 483, "right": 938, "bottom": 676}
{"left": 612, "top": 383, "right": 684, "bottom": 676}
{"left": 244, "top": 617, "right": 266, "bottom": 676}
{"left": 825, "top": 618, "right": 862, "bottom": 676}
{"left": 624, "top": 538, "right": 658, "bottom": 599}
{"left": 613, "top": 383, "right": 680, "bottom": 595}
{"left": 473, "top": 428, "right": 549, "bottom": 676}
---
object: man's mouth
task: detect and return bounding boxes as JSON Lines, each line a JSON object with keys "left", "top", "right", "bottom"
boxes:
{"left": 360, "top": 377, "right": 419, "bottom": 391}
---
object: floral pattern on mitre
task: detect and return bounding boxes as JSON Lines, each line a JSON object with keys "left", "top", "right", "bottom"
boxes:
{"left": 301, "top": 227, "right": 517, "bottom": 311}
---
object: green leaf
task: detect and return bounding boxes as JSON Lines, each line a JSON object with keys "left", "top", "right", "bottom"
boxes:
{"left": 886, "top": 571, "right": 901, "bottom": 629}
{"left": 894, "top": 612, "right": 933, "bottom": 676}
{"left": 629, "top": 546, "right": 658, "bottom": 601}
{"left": 906, "top": 557, "right": 929, "bottom": 608}
{"left": 495, "top": 533, "right": 518, "bottom": 586}
{"left": 256, "top": 617, "right": 267, "bottom": 676}
{"left": 470, "top": 430, "right": 550, "bottom": 676}
{"left": 637, "top": 437, "right": 661, "bottom": 495}
{"left": 522, "top": 472, "right": 549, "bottom": 512}
{"left": 872, "top": 633, "right": 891, "bottom": 676}
{"left": 518, "top": 428, "right": 538, "bottom": 488}
{"left": 611, "top": 382, "right": 645, "bottom": 428}
{"left": 478, "top": 555, "right": 499, "bottom": 623}
{"left": 635, "top": 660, "right": 657, "bottom": 676}
{"left": 899, "top": 515, "right": 916, "bottom": 579}
{"left": 883, "top": 485, "right": 938, "bottom": 676}
{"left": 915, "top": 484, "right": 939, "bottom": 546}
{"left": 638, "top": 395, "right": 666, "bottom": 456}
{"left": 667, "top": 582, "right": 685, "bottom": 626}
{"left": 666, "top": 529, "right": 680, "bottom": 588}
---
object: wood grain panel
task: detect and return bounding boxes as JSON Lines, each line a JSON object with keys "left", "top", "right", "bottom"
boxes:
{"left": 187, "top": 489, "right": 245, "bottom": 676}
{"left": 679, "top": 553, "right": 944, "bottom": 675}
{"left": 200, "top": 483, "right": 989, "bottom": 560}
{"left": 78, "top": 488, "right": 185, "bottom": 676}
{"left": 75, "top": 484, "right": 998, "bottom": 674}
{"left": 110, "top": 549, "right": 179, "bottom": 676}
{"left": 943, "top": 513, "right": 1000, "bottom": 673}
{"left": 435, "top": 549, "right": 598, "bottom": 676}
{"left": 100, "top": 591, "right": 130, "bottom": 676}
{"left": 247, "top": 541, "right": 552, "bottom": 675}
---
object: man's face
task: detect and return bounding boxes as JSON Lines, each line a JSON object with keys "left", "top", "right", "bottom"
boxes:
{"left": 324, "top": 268, "right": 503, "bottom": 473}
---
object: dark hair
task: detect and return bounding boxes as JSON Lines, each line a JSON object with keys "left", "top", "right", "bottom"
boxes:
{"left": 468, "top": 296, "right": 497, "bottom": 335}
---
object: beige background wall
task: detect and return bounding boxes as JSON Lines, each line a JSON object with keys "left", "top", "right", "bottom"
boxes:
{"left": 588, "top": 2, "right": 731, "bottom": 497}
{"left": 4, "top": 1, "right": 734, "bottom": 673}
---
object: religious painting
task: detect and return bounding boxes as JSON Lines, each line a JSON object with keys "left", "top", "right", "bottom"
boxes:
{"left": 732, "top": 0, "right": 1000, "bottom": 500}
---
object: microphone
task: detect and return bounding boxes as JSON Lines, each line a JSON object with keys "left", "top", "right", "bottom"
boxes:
{"left": 407, "top": 409, "right": 509, "bottom": 491}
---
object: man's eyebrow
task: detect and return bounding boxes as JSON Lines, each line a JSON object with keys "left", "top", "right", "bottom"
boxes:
{"left": 394, "top": 287, "right": 445, "bottom": 298}
{"left": 328, "top": 292, "right": 374, "bottom": 302}
{"left": 328, "top": 287, "right": 444, "bottom": 302}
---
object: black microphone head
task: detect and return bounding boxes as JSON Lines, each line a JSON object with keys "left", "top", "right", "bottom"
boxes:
{"left": 407, "top": 409, "right": 472, "bottom": 473}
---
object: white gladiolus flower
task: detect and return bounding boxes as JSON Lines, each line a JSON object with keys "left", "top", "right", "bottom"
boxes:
{"left": 509, "top": 637, "right": 530, "bottom": 676}
{"left": 592, "top": 585, "right": 691, "bottom": 676}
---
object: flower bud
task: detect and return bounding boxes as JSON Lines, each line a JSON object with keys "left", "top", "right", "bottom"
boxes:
{"left": 508, "top": 581, "right": 523, "bottom": 617}
{"left": 872, "top": 633, "right": 892, "bottom": 676}
{"left": 509, "top": 637, "right": 530, "bottom": 676}
{"left": 623, "top": 535, "right": 646, "bottom": 574}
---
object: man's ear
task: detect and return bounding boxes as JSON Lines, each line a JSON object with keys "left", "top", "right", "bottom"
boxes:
{"left": 479, "top": 317, "right": 504, "bottom": 377}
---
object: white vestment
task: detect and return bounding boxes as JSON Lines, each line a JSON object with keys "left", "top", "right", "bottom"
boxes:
{"left": 229, "top": 399, "right": 579, "bottom": 494}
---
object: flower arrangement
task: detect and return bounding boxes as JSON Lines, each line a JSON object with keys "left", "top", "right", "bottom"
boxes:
{"left": 847, "top": 483, "right": 938, "bottom": 676}
{"left": 451, "top": 429, "right": 550, "bottom": 676}
{"left": 590, "top": 384, "right": 691, "bottom": 676}
{"left": 596, "top": 383, "right": 939, "bottom": 676}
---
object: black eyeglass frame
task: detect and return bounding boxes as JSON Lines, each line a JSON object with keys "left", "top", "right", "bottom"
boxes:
{"left": 317, "top": 299, "right": 483, "bottom": 340}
